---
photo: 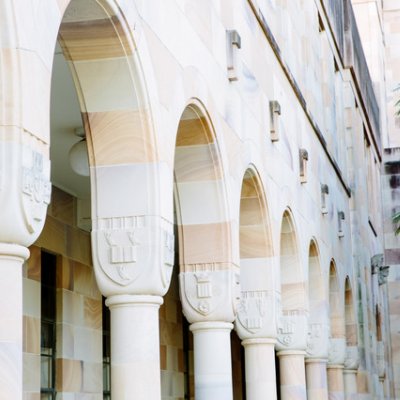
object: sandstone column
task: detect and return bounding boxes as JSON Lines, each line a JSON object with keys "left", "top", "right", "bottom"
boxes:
{"left": 377, "top": 340, "right": 386, "bottom": 400}
{"left": 0, "top": 121, "right": 51, "bottom": 399}
{"left": 343, "top": 346, "right": 359, "bottom": 400}
{"left": 180, "top": 266, "right": 240, "bottom": 400}
{"left": 242, "top": 338, "right": 277, "bottom": 399}
{"left": 235, "top": 288, "right": 278, "bottom": 400}
{"left": 305, "top": 322, "right": 329, "bottom": 400}
{"left": 327, "top": 365, "right": 345, "bottom": 400}
{"left": 343, "top": 369, "right": 358, "bottom": 400}
{"left": 306, "top": 358, "right": 329, "bottom": 399}
{"left": 190, "top": 321, "right": 234, "bottom": 399}
{"left": 327, "top": 337, "right": 346, "bottom": 400}
{"left": 0, "top": 245, "right": 30, "bottom": 398}
{"left": 276, "top": 313, "right": 309, "bottom": 400}
{"left": 106, "top": 294, "right": 163, "bottom": 399}
{"left": 277, "top": 349, "right": 307, "bottom": 400}
{"left": 92, "top": 216, "right": 175, "bottom": 400}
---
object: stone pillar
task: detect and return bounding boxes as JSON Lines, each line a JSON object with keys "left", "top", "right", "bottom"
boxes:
{"left": 378, "top": 377, "right": 385, "bottom": 400}
{"left": 306, "top": 358, "right": 329, "bottom": 400}
{"left": 92, "top": 216, "right": 175, "bottom": 400}
{"left": 106, "top": 294, "right": 163, "bottom": 400}
{"left": 190, "top": 321, "right": 234, "bottom": 399}
{"left": 180, "top": 266, "right": 240, "bottom": 400}
{"left": 343, "top": 346, "right": 359, "bottom": 400}
{"left": 242, "top": 338, "right": 277, "bottom": 400}
{"left": 327, "top": 337, "right": 346, "bottom": 400}
{"left": 277, "top": 350, "right": 307, "bottom": 400}
{"left": 0, "top": 126, "right": 51, "bottom": 398}
{"left": 0, "top": 244, "right": 30, "bottom": 399}
{"left": 343, "top": 369, "right": 358, "bottom": 400}
{"left": 306, "top": 321, "right": 329, "bottom": 400}
{"left": 327, "top": 365, "right": 345, "bottom": 400}
{"left": 276, "top": 313, "right": 308, "bottom": 400}
{"left": 235, "top": 288, "right": 278, "bottom": 400}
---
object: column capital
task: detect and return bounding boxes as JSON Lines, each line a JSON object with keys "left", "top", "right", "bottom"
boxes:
{"left": 105, "top": 294, "right": 163, "bottom": 308}
{"left": 327, "top": 364, "right": 345, "bottom": 370}
{"left": 305, "top": 357, "right": 328, "bottom": 364}
{"left": 344, "top": 345, "right": 359, "bottom": 370}
{"left": 0, "top": 131, "right": 51, "bottom": 247}
{"left": 242, "top": 338, "right": 276, "bottom": 347}
{"left": 190, "top": 321, "right": 233, "bottom": 333}
{"left": 328, "top": 337, "right": 346, "bottom": 365}
{"left": 343, "top": 368, "right": 358, "bottom": 375}
{"left": 276, "top": 312, "right": 308, "bottom": 351}
{"left": 276, "top": 349, "right": 307, "bottom": 357}
{"left": 0, "top": 243, "right": 30, "bottom": 260}
{"left": 92, "top": 216, "right": 174, "bottom": 298}
{"left": 180, "top": 265, "right": 240, "bottom": 324}
{"left": 306, "top": 321, "right": 329, "bottom": 359}
{"left": 235, "top": 289, "right": 278, "bottom": 340}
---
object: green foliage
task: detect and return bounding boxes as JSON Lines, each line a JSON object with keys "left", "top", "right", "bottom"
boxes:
{"left": 394, "top": 211, "right": 400, "bottom": 236}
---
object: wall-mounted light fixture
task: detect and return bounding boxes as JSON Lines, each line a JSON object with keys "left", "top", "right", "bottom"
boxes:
{"left": 69, "top": 127, "right": 89, "bottom": 177}
{"left": 226, "top": 29, "right": 241, "bottom": 82}
{"left": 321, "top": 184, "right": 329, "bottom": 215}
{"left": 299, "top": 148, "right": 308, "bottom": 183}
{"left": 338, "top": 211, "right": 345, "bottom": 238}
{"left": 270, "top": 100, "right": 281, "bottom": 142}
{"left": 378, "top": 265, "right": 390, "bottom": 285}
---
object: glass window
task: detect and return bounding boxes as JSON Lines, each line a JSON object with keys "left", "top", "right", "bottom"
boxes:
{"left": 103, "top": 297, "right": 111, "bottom": 399}
{"left": 40, "top": 252, "right": 57, "bottom": 400}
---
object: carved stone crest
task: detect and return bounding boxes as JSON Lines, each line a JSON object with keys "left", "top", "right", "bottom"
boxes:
{"left": 21, "top": 148, "right": 51, "bottom": 234}
{"left": 180, "top": 265, "right": 236, "bottom": 322}
{"left": 328, "top": 337, "right": 346, "bottom": 365}
{"left": 95, "top": 217, "right": 144, "bottom": 286}
{"left": 307, "top": 323, "right": 322, "bottom": 353}
{"left": 344, "top": 345, "right": 359, "bottom": 370}
{"left": 160, "top": 228, "right": 174, "bottom": 288}
{"left": 278, "top": 316, "right": 295, "bottom": 346}
{"left": 307, "top": 322, "right": 329, "bottom": 358}
{"left": 237, "top": 291, "right": 270, "bottom": 334}
{"left": 276, "top": 311, "right": 308, "bottom": 350}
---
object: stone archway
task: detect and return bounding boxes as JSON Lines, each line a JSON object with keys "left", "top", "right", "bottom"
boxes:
{"left": 327, "top": 261, "right": 346, "bottom": 399}
{"left": 328, "top": 262, "right": 346, "bottom": 356}
{"left": 47, "top": 2, "right": 170, "bottom": 399}
{"left": 235, "top": 167, "right": 277, "bottom": 400}
{"left": 307, "top": 241, "right": 328, "bottom": 356}
{"left": 174, "top": 101, "right": 237, "bottom": 400}
{"left": 0, "top": 0, "right": 168, "bottom": 398}
{"left": 56, "top": 0, "right": 171, "bottom": 298}
{"left": 278, "top": 210, "right": 307, "bottom": 344}
{"left": 343, "top": 276, "right": 359, "bottom": 398}
{"left": 305, "top": 240, "right": 329, "bottom": 400}
{"left": 276, "top": 210, "right": 308, "bottom": 400}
